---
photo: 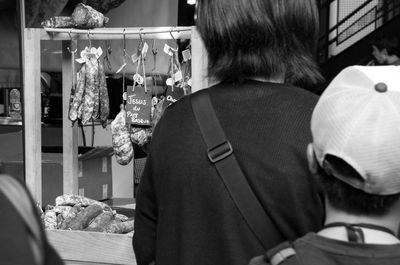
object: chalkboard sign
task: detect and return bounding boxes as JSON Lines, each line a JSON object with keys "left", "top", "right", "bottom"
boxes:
{"left": 162, "top": 85, "right": 185, "bottom": 110}
{"left": 125, "top": 85, "right": 152, "bottom": 126}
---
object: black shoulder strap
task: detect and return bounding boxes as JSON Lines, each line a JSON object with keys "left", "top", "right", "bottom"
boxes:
{"left": 0, "top": 174, "right": 44, "bottom": 265}
{"left": 191, "top": 91, "right": 283, "bottom": 250}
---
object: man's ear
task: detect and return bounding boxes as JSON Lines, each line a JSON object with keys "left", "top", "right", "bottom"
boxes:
{"left": 307, "top": 143, "right": 318, "bottom": 174}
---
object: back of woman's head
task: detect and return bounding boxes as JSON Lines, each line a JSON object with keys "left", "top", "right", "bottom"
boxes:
{"left": 196, "top": 0, "right": 323, "bottom": 87}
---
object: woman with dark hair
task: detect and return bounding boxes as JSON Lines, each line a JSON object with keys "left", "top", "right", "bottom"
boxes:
{"left": 133, "top": 0, "right": 325, "bottom": 265}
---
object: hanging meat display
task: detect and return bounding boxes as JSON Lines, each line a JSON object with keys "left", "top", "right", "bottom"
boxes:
{"left": 41, "top": 3, "right": 109, "bottom": 29}
{"left": 68, "top": 47, "right": 110, "bottom": 128}
{"left": 111, "top": 105, "right": 134, "bottom": 165}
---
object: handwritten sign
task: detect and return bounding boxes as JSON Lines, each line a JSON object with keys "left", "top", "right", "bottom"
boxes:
{"left": 162, "top": 85, "right": 185, "bottom": 110}
{"left": 125, "top": 85, "right": 152, "bottom": 126}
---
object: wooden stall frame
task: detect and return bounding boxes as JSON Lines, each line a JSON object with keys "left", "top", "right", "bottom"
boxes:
{"left": 23, "top": 26, "right": 208, "bottom": 205}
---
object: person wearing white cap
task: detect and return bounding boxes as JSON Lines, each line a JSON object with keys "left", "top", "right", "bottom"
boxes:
{"left": 249, "top": 65, "right": 400, "bottom": 265}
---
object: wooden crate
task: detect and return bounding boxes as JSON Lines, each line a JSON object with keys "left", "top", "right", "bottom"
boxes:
{"left": 47, "top": 230, "right": 136, "bottom": 265}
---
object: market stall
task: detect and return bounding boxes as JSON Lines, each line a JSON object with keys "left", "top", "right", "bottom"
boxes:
{"left": 20, "top": 7, "right": 208, "bottom": 263}
{"left": 22, "top": 26, "right": 208, "bottom": 205}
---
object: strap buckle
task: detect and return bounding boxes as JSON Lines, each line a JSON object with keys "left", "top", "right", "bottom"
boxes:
{"left": 207, "top": 140, "right": 233, "bottom": 163}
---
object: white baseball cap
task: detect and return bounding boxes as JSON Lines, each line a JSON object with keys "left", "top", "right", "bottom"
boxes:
{"left": 311, "top": 65, "right": 400, "bottom": 195}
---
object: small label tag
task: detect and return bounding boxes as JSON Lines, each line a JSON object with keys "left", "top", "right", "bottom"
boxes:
{"left": 162, "top": 85, "right": 185, "bottom": 109}
{"left": 78, "top": 188, "right": 84, "bottom": 196}
{"left": 125, "top": 85, "right": 152, "bottom": 126}
{"left": 133, "top": 73, "right": 144, "bottom": 85}
{"left": 102, "top": 157, "right": 107, "bottom": 173}
{"left": 187, "top": 78, "right": 192, "bottom": 87}
{"left": 163, "top": 44, "right": 174, "bottom": 56}
{"left": 131, "top": 52, "right": 140, "bottom": 63}
{"left": 102, "top": 184, "right": 108, "bottom": 199}
{"left": 141, "top": 42, "right": 149, "bottom": 58}
{"left": 182, "top": 49, "right": 191, "bottom": 62}
{"left": 174, "top": 70, "right": 183, "bottom": 82}
{"left": 78, "top": 161, "right": 83, "bottom": 177}
{"left": 122, "top": 92, "right": 127, "bottom": 101}
{"left": 94, "top": 47, "right": 103, "bottom": 59}
{"left": 76, "top": 58, "right": 86, "bottom": 64}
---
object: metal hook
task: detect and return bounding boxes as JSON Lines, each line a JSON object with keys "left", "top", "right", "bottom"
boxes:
{"left": 123, "top": 28, "right": 127, "bottom": 56}
{"left": 87, "top": 29, "right": 92, "bottom": 48}
{"left": 152, "top": 39, "right": 158, "bottom": 71}
{"left": 170, "top": 27, "right": 178, "bottom": 50}
{"left": 67, "top": 29, "right": 77, "bottom": 53}
{"left": 139, "top": 28, "right": 144, "bottom": 43}
{"left": 138, "top": 28, "right": 144, "bottom": 52}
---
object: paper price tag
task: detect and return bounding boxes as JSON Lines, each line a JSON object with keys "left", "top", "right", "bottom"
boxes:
{"left": 142, "top": 42, "right": 149, "bottom": 58}
{"left": 76, "top": 58, "right": 85, "bottom": 64}
{"left": 131, "top": 52, "right": 140, "bottom": 63}
{"left": 133, "top": 73, "right": 144, "bottom": 85}
{"left": 182, "top": 49, "right": 191, "bottom": 62}
{"left": 163, "top": 44, "right": 174, "bottom": 56}
{"left": 94, "top": 47, "right": 103, "bottom": 59}
{"left": 174, "top": 70, "right": 183, "bottom": 82}
{"left": 125, "top": 85, "right": 152, "bottom": 126}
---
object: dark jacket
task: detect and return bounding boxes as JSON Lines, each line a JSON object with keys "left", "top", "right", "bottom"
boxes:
{"left": 0, "top": 180, "right": 64, "bottom": 265}
{"left": 133, "top": 80, "right": 325, "bottom": 265}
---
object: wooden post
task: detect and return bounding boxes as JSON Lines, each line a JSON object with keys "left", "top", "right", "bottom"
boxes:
{"left": 23, "top": 28, "right": 42, "bottom": 204}
{"left": 62, "top": 41, "right": 79, "bottom": 195}
{"left": 191, "top": 27, "right": 209, "bottom": 92}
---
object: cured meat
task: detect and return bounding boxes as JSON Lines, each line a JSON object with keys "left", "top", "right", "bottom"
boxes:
{"left": 81, "top": 54, "right": 99, "bottom": 124}
{"left": 41, "top": 16, "right": 74, "bottom": 28}
{"left": 86, "top": 211, "right": 114, "bottom": 232}
{"left": 72, "top": 3, "right": 109, "bottom": 29}
{"left": 91, "top": 61, "right": 101, "bottom": 121}
{"left": 55, "top": 194, "right": 112, "bottom": 211}
{"left": 68, "top": 204, "right": 103, "bottom": 230}
{"left": 111, "top": 107, "right": 133, "bottom": 165}
{"left": 69, "top": 64, "right": 86, "bottom": 122}
{"left": 105, "top": 219, "right": 135, "bottom": 234}
{"left": 98, "top": 61, "right": 110, "bottom": 127}
{"left": 130, "top": 127, "right": 152, "bottom": 146}
{"left": 43, "top": 210, "right": 57, "bottom": 230}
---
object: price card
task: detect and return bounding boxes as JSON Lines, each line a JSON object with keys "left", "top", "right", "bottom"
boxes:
{"left": 163, "top": 44, "right": 175, "bottom": 56}
{"left": 182, "top": 49, "right": 191, "bottom": 62}
{"left": 125, "top": 85, "right": 152, "bottom": 126}
{"left": 162, "top": 85, "right": 185, "bottom": 110}
{"left": 142, "top": 42, "right": 149, "bottom": 58}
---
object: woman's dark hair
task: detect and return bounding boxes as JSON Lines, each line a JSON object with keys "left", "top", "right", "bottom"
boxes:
{"left": 372, "top": 35, "right": 400, "bottom": 56}
{"left": 315, "top": 155, "right": 400, "bottom": 216}
{"left": 195, "top": 0, "right": 324, "bottom": 87}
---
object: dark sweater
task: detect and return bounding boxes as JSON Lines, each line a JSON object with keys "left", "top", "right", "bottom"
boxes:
{"left": 133, "top": 80, "right": 325, "bottom": 265}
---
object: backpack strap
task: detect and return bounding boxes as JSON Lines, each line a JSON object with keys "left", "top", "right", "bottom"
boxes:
{"left": 191, "top": 91, "right": 284, "bottom": 250}
{"left": 266, "top": 241, "right": 297, "bottom": 265}
{"left": 0, "top": 174, "right": 44, "bottom": 265}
